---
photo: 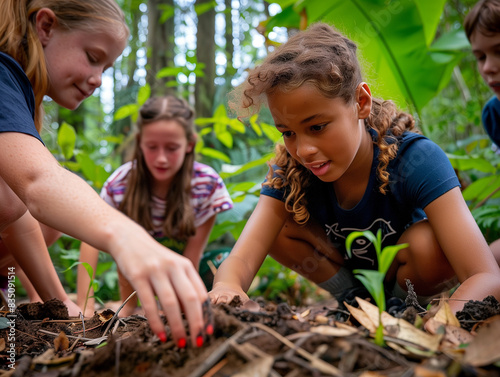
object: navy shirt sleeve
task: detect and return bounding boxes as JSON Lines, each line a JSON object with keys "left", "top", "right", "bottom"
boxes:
{"left": 388, "top": 134, "right": 460, "bottom": 210}
{"left": 482, "top": 96, "right": 500, "bottom": 148}
{"left": 0, "top": 52, "right": 43, "bottom": 144}
{"left": 260, "top": 165, "right": 288, "bottom": 201}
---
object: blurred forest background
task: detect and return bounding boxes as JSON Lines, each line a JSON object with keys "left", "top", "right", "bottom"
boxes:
{"left": 35, "top": 0, "right": 500, "bottom": 305}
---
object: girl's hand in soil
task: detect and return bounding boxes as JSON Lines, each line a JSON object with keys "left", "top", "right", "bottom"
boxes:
{"left": 112, "top": 233, "right": 208, "bottom": 346}
{"left": 208, "top": 282, "right": 249, "bottom": 305}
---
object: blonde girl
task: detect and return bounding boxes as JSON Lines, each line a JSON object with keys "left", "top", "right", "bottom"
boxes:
{"left": 0, "top": 0, "right": 209, "bottom": 346}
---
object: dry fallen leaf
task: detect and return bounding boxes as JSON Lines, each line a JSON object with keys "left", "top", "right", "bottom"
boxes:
{"left": 432, "top": 301, "right": 460, "bottom": 327}
{"left": 353, "top": 297, "right": 442, "bottom": 352}
{"left": 310, "top": 324, "right": 359, "bottom": 337}
{"left": 54, "top": 331, "right": 69, "bottom": 352}
{"left": 463, "top": 316, "right": 500, "bottom": 366}
{"left": 344, "top": 301, "right": 377, "bottom": 333}
{"left": 424, "top": 318, "right": 473, "bottom": 347}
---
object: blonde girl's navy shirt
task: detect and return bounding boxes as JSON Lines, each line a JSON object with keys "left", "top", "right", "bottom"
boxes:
{"left": 0, "top": 52, "right": 42, "bottom": 143}
{"left": 261, "top": 130, "right": 460, "bottom": 271}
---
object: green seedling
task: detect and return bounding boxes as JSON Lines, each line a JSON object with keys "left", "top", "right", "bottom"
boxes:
{"left": 64, "top": 262, "right": 102, "bottom": 316}
{"left": 345, "top": 229, "right": 408, "bottom": 346}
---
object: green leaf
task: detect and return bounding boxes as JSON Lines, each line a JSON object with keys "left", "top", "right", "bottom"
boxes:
{"left": 216, "top": 130, "right": 233, "bottom": 148}
{"left": 268, "top": 0, "right": 461, "bottom": 112}
{"left": 199, "top": 147, "right": 231, "bottom": 163}
{"left": 114, "top": 104, "right": 138, "bottom": 121}
{"left": 228, "top": 118, "right": 246, "bottom": 134}
{"left": 57, "top": 122, "right": 77, "bottom": 160}
{"left": 463, "top": 175, "right": 500, "bottom": 201}
{"left": 261, "top": 122, "right": 282, "bottom": 142}
{"left": 220, "top": 153, "right": 274, "bottom": 179}
{"left": 75, "top": 153, "right": 110, "bottom": 189}
{"left": 156, "top": 67, "right": 184, "bottom": 78}
{"left": 137, "top": 84, "right": 151, "bottom": 106}
{"left": 0, "top": 317, "right": 10, "bottom": 330}
{"left": 194, "top": 1, "right": 217, "bottom": 16}
{"left": 249, "top": 114, "right": 263, "bottom": 136}
{"left": 158, "top": 4, "right": 174, "bottom": 23}
{"left": 446, "top": 153, "right": 496, "bottom": 173}
{"left": 430, "top": 29, "right": 470, "bottom": 52}
{"left": 379, "top": 243, "right": 408, "bottom": 276}
{"left": 345, "top": 230, "right": 380, "bottom": 259}
{"left": 353, "top": 269, "right": 386, "bottom": 311}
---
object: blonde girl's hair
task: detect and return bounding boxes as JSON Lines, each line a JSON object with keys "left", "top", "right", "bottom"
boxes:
{"left": 0, "top": 0, "right": 129, "bottom": 133}
{"left": 231, "top": 23, "right": 416, "bottom": 225}
{"left": 119, "top": 96, "right": 197, "bottom": 241}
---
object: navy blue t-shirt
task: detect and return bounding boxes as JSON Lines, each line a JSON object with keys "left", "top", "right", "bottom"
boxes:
{"left": 261, "top": 131, "right": 460, "bottom": 271}
{"left": 0, "top": 52, "right": 42, "bottom": 143}
{"left": 482, "top": 96, "right": 500, "bottom": 148}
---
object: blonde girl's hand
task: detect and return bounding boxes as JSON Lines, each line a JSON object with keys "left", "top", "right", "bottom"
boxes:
{"left": 113, "top": 241, "right": 209, "bottom": 348}
{"left": 208, "top": 283, "right": 249, "bottom": 305}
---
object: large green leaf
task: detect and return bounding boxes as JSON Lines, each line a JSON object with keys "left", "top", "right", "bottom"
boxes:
{"left": 268, "top": 0, "right": 465, "bottom": 112}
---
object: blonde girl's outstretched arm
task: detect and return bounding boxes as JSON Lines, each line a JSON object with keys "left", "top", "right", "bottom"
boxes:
{"left": 425, "top": 187, "right": 500, "bottom": 312}
{"left": 0, "top": 132, "right": 207, "bottom": 345}
{"left": 0, "top": 210, "right": 82, "bottom": 316}
{"left": 209, "top": 195, "right": 288, "bottom": 304}
{"left": 183, "top": 215, "right": 217, "bottom": 270}
{"left": 76, "top": 242, "right": 100, "bottom": 317}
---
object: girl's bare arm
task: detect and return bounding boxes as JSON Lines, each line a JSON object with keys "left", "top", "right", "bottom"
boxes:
{"left": 0, "top": 132, "right": 207, "bottom": 344}
{"left": 425, "top": 187, "right": 500, "bottom": 311}
{"left": 209, "top": 195, "right": 288, "bottom": 303}
{"left": 183, "top": 215, "right": 217, "bottom": 270}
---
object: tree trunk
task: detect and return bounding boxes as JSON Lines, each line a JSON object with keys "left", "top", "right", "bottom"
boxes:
{"left": 147, "top": 0, "right": 176, "bottom": 96}
{"left": 195, "top": 0, "right": 216, "bottom": 118}
{"left": 225, "top": 0, "right": 234, "bottom": 75}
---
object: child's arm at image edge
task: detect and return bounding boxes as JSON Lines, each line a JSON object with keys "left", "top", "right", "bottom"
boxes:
{"left": 425, "top": 187, "right": 500, "bottom": 311}
{"left": 0, "top": 132, "right": 207, "bottom": 343}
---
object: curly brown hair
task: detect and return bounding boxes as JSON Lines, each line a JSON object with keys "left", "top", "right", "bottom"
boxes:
{"left": 230, "top": 23, "right": 417, "bottom": 224}
{"left": 119, "top": 96, "right": 197, "bottom": 241}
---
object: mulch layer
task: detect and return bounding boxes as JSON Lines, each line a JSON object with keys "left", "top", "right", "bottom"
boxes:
{"left": 1, "top": 294, "right": 500, "bottom": 376}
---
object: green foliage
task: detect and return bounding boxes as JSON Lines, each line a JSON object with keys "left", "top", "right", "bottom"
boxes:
{"left": 346, "top": 229, "right": 408, "bottom": 346}
{"left": 266, "top": 0, "right": 468, "bottom": 113}
{"left": 248, "top": 256, "right": 325, "bottom": 305}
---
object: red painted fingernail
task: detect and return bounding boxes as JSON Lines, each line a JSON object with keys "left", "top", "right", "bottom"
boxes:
{"left": 158, "top": 332, "right": 167, "bottom": 343}
{"left": 177, "top": 338, "right": 186, "bottom": 348}
{"left": 196, "top": 335, "right": 204, "bottom": 347}
{"left": 206, "top": 324, "right": 213, "bottom": 335}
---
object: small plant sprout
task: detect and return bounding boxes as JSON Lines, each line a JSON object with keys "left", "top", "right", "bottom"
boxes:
{"left": 65, "top": 261, "right": 100, "bottom": 316}
{"left": 345, "top": 229, "right": 409, "bottom": 346}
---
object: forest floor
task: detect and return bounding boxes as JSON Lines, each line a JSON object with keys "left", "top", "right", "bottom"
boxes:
{"left": 0, "top": 291, "right": 500, "bottom": 377}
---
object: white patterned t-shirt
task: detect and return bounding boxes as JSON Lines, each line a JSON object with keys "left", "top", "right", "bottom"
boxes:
{"left": 100, "top": 161, "right": 233, "bottom": 252}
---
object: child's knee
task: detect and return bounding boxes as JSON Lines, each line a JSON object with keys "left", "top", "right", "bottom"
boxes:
{"left": 393, "top": 220, "right": 455, "bottom": 292}
{"left": 490, "top": 239, "right": 500, "bottom": 265}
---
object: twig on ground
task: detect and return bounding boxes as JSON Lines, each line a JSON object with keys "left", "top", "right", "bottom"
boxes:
{"left": 250, "top": 322, "right": 344, "bottom": 376}
{"left": 38, "top": 329, "right": 94, "bottom": 342}
{"left": 188, "top": 326, "right": 251, "bottom": 377}
{"left": 80, "top": 312, "right": 86, "bottom": 338}
{"left": 103, "top": 291, "right": 137, "bottom": 337}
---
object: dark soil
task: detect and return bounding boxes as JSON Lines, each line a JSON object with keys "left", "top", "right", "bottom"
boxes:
{"left": 1, "top": 295, "right": 500, "bottom": 376}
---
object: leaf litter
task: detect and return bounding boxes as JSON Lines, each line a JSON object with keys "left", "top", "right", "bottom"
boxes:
{"left": 0, "top": 293, "right": 500, "bottom": 376}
